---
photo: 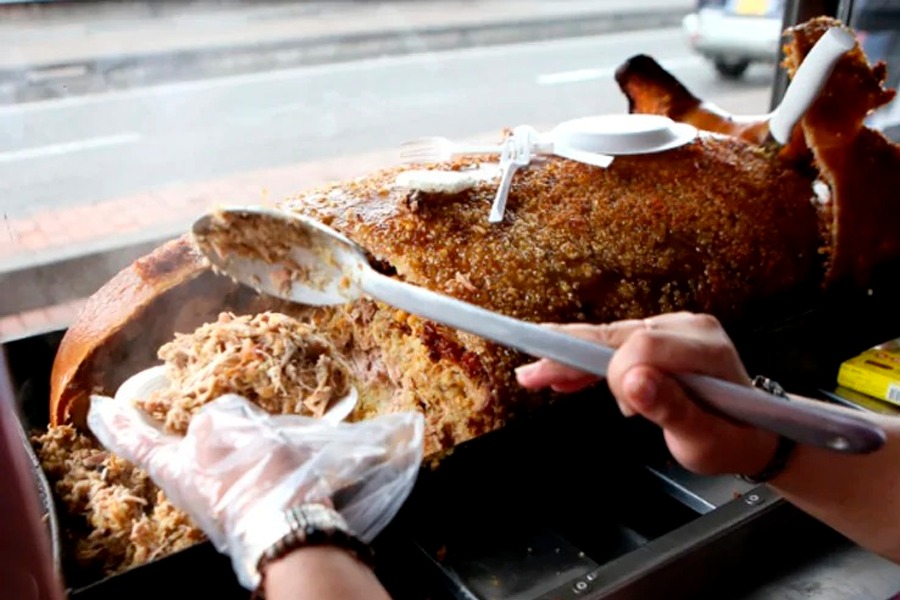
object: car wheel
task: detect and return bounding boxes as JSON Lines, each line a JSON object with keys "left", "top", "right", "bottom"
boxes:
{"left": 713, "top": 58, "right": 750, "bottom": 79}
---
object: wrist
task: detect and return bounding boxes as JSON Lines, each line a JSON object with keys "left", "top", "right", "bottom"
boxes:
{"left": 263, "top": 545, "right": 388, "bottom": 600}
{"left": 736, "top": 376, "right": 798, "bottom": 484}
{"left": 738, "top": 434, "right": 796, "bottom": 484}
{"left": 249, "top": 504, "right": 374, "bottom": 599}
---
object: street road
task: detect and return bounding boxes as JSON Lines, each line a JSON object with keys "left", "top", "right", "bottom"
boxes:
{"left": 0, "top": 28, "right": 775, "bottom": 218}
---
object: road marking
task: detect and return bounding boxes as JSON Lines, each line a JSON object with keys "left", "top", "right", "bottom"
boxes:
{"left": 537, "top": 66, "right": 618, "bottom": 85}
{"left": 536, "top": 56, "right": 702, "bottom": 86}
{"left": 0, "top": 132, "right": 142, "bottom": 164}
{"left": 0, "top": 28, "right": 684, "bottom": 115}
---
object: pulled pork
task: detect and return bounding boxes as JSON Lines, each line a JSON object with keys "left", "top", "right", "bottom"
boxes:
{"left": 138, "top": 311, "right": 354, "bottom": 434}
{"left": 34, "top": 310, "right": 352, "bottom": 580}
{"left": 32, "top": 425, "right": 204, "bottom": 581}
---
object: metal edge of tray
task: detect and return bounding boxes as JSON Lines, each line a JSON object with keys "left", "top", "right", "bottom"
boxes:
{"left": 576, "top": 485, "right": 815, "bottom": 599}
{"left": 410, "top": 483, "right": 819, "bottom": 600}
{"left": 2, "top": 344, "right": 63, "bottom": 575}
{"left": 14, "top": 410, "right": 63, "bottom": 573}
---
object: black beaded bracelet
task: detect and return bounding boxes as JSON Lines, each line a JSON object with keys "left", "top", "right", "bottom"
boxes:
{"left": 737, "top": 376, "right": 797, "bottom": 484}
{"left": 252, "top": 504, "right": 375, "bottom": 600}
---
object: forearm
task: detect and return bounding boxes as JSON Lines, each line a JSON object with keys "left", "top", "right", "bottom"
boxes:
{"left": 770, "top": 402, "right": 900, "bottom": 562}
{"left": 263, "top": 546, "right": 392, "bottom": 600}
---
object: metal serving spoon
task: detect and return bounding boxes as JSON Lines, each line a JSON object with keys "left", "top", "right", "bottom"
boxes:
{"left": 193, "top": 207, "right": 886, "bottom": 454}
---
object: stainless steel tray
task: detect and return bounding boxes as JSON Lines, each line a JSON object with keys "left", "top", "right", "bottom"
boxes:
{"left": 7, "top": 321, "right": 900, "bottom": 600}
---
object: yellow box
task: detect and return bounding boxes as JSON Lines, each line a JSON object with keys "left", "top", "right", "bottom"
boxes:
{"left": 735, "top": 0, "right": 769, "bottom": 15}
{"left": 837, "top": 339, "right": 900, "bottom": 406}
{"left": 831, "top": 386, "right": 900, "bottom": 415}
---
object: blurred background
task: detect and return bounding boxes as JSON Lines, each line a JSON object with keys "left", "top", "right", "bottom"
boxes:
{"left": 0, "top": 0, "right": 895, "bottom": 342}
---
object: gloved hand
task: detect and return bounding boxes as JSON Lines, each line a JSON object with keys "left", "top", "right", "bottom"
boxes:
{"left": 87, "top": 393, "right": 424, "bottom": 590}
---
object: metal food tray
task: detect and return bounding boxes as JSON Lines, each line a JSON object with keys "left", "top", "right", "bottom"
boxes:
{"left": 8, "top": 260, "right": 900, "bottom": 600}
{"left": 0, "top": 331, "right": 845, "bottom": 599}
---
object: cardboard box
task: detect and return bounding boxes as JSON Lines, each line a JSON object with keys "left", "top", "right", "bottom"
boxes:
{"left": 837, "top": 339, "right": 900, "bottom": 406}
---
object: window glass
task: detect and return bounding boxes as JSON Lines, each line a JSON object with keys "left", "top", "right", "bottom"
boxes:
{"left": 849, "top": 0, "right": 900, "bottom": 139}
{"left": 0, "top": 1, "right": 780, "bottom": 340}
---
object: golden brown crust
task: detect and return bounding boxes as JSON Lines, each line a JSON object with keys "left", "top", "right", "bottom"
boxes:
{"left": 283, "top": 138, "right": 821, "bottom": 328}
{"left": 782, "top": 17, "right": 900, "bottom": 285}
{"left": 618, "top": 20, "right": 900, "bottom": 288}
{"left": 615, "top": 54, "right": 770, "bottom": 144}
{"left": 785, "top": 17, "right": 900, "bottom": 285}
{"left": 49, "top": 237, "right": 236, "bottom": 428}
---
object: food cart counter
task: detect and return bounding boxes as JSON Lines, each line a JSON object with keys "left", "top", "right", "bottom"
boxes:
{"left": 8, "top": 288, "right": 900, "bottom": 600}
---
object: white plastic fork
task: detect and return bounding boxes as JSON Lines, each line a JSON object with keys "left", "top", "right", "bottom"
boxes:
{"left": 401, "top": 127, "right": 614, "bottom": 224}
{"left": 489, "top": 126, "right": 540, "bottom": 223}
{"left": 401, "top": 133, "right": 613, "bottom": 167}
{"left": 399, "top": 137, "right": 507, "bottom": 163}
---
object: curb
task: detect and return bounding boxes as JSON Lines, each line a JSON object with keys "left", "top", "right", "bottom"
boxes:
{"left": 0, "top": 227, "right": 180, "bottom": 317}
{"left": 2, "top": 7, "right": 690, "bottom": 102}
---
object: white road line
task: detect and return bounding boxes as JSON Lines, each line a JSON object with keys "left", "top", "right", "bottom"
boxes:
{"left": 537, "top": 66, "right": 618, "bottom": 85}
{"left": 0, "top": 132, "right": 142, "bottom": 164}
{"left": 0, "top": 28, "right": 683, "bottom": 115}
{"left": 536, "top": 56, "right": 703, "bottom": 86}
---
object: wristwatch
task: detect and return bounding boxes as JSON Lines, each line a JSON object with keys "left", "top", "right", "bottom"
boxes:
{"left": 252, "top": 504, "right": 374, "bottom": 599}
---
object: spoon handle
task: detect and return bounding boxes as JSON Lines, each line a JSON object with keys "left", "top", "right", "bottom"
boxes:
{"left": 768, "top": 27, "right": 855, "bottom": 144}
{"left": 362, "top": 271, "right": 885, "bottom": 454}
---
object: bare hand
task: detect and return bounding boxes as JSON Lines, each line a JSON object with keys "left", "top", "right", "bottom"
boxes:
{"left": 515, "top": 312, "right": 778, "bottom": 476}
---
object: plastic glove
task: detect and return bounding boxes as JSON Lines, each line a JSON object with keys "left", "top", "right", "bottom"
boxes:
{"left": 87, "top": 393, "right": 424, "bottom": 590}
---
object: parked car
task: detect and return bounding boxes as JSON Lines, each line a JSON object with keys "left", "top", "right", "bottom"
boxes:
{"left": 682, "top": 0, "right": 785, "bottom": 78}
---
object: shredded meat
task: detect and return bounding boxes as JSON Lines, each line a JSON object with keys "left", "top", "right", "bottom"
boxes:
{"left": 197, "top": 209, "right": 339, "bottom": 297}
{"left": 31, "top": 425, "right": 204, "bottom": 580}
{"left": 138, "top": 311, "right": 354, "bottom": 434}
{"left": 34, "top": 310, "right": 353, "bottom": 580}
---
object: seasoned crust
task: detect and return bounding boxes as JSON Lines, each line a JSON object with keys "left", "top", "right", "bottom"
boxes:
{"left": 50, "top": 136, "right": 822, "bottom": 450}
{"left": 617, "top": 19, "right": 900, "bottom": 288}
{"left": 782, "top": 17, "right": 900, "bottom": 285}
{"left": 615, "top": 54, "right": 771, "bottom": 144}
{"left": 282, "top": 138, "right": 821, "bottom": 328}
{"left": 48, "top": 237, "right": 248, "bottom": 428}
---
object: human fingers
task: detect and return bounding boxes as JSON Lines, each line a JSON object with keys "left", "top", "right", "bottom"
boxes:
{"left": 610, "top": 316, "right": 750, "bottom": 385}
{"left": 87, "top": 394, "right": 180, "bottom": 477}
{"left": 515, "top": 320, "right": 646, "bottom": 391}
{"left": 185, "top": 397, "right": 319, "bottom": 510}
{"left": 615, "top": 365, "right": 778, "bottom": 475}
{"left": 607, "top": 327, "right": 775, "bottom": 475}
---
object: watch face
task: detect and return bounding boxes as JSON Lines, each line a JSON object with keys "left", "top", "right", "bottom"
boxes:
{"left": 435, "top": 528, "right": 599, "bottom": 600}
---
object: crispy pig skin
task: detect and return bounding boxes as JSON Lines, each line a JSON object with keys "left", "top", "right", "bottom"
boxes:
{"left": 49, "top": 237, "right": 257, "bottom": 428}
{"left": 284, "top": 139, "right": 821, "bottom": 326}
{"left": 615, "top": 54, "right": 771, "bottom": 144}
{"left": 783, "top": 17, "right": 900, "bottom": 285}
{"left": 618, "top": 18, "right": 900, "bottom": 287}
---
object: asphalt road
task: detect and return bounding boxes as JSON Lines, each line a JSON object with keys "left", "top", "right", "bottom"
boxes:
{"left": 0, "top": 28, "right": 775, "bottom": 218}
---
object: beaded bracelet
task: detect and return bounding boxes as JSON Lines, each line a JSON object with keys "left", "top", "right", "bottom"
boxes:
{"left": 252, "top": 504, "right": 375, "bottom": 600}
{"left": 737, "top": 376, "right": 797, "bottom": 484}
